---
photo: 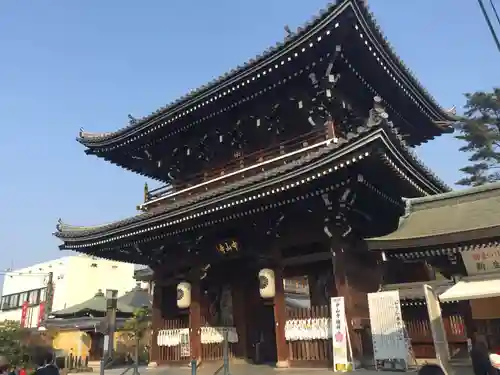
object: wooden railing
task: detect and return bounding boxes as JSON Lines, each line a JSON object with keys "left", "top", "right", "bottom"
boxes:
{"left": 404, "top": 314, "right": 467, "bottom": 358}
{"left": 286, "top": 305, "right": 332, "bottom": 365}
{"left": 199, "top": 317, "right": 237, "bottom": 362}
{"left": 157, "top": 318, "right": 189, "bottom": 364}
{"left": 145, "top": 128, "right": 329, "bottom": 204}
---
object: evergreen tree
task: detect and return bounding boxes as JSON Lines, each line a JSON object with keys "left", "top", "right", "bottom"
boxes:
{"left": 0, "top": 320, "right": 27, "bottom": 366}
{"left": 122, "top": 307, "right": 151, "bottom": 374}
{"left": 455, "top": 88, "right": 500, "bottom": 186}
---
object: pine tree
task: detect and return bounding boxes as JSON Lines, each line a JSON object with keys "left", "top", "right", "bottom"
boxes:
{"left": 122, "top": 307, "right": 151, "bottom": 374}
{"left": 455, "top": 88, "right": 500, "bottom": 186}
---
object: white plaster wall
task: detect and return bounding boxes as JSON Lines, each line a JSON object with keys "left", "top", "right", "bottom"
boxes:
{"left": 62, "top": 256, "right": 137, "bottom": 307}
{"left": 0, "top": 255, "right": 138, "bottom": 327}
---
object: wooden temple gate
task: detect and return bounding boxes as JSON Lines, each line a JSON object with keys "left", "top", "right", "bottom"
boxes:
{"left": 148, "top": 237, "right": 381, "bottom": 368}
{"left": 53, "top": 0, "right": 458, "bottom": 370}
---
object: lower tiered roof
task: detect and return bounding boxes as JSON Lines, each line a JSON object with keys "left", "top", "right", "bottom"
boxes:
{"left": 55, "top": 110, "right": 449, "bottom": 262}
{"left": 367, "top": 182, "right": 500, "bottom": 258}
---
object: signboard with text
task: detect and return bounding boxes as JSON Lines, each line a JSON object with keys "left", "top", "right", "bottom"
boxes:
{"left": 368, "top": 291, "right": 408, "bottom": 370}
{"left": 330, "top": 296, "right": 350, "bottom": 371}
{"left": 461, "top": 246, "right": 500, "bottom": 275}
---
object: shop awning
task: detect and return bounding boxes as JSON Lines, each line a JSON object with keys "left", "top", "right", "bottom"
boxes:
{"left": 439, "top": 273, "right": 500, "bottom": 302}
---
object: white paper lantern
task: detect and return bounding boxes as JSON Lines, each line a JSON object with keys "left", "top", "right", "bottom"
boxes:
{"left": 177, "top": 281, "right": 191, "bottom": 309}
{"left": 258, "top": 268, "right": 275, "bottom": 299}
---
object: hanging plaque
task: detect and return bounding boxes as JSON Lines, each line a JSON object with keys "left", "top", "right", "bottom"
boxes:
{"left": 215, "top": 239, "right": 239, "bottom": 255}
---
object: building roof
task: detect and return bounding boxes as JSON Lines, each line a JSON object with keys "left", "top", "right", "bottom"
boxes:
{"left": 366, "top": 182, "right": 500, "bottom": 250}
{"left": 117, "top": 284, "right": 152, "bottom": 309}
{"left": 78, "top": 0, "right": 455, "bottom": 152}
{"left": 44, "top": 316, "right": 129, "bottom": 331}
{"left": 51, "top": 290, "right": 135, "bottom": 317}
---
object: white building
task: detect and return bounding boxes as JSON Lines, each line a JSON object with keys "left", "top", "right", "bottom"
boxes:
{"left": 0, "top": 255, "right": 138, "bottom": 328}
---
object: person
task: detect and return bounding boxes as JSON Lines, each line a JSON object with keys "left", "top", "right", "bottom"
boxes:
{"left": 0, "top": 356, "right": 9, "bottom": 375}
{"left": 34, "top": 350, "right": 59, "bottom": 375}
{"left": 417, "top": 363, "right": 446, "bottom": 375}
{"left": 470, "top": 338, "right": 497, "bottom": 375}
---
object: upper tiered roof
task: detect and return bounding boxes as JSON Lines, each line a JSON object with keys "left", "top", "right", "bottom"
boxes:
{"left": 78, "top": 0, "right": 455, "bottom": 158}
{"left": 55, "top": 109, "right": 450, "bottom": 260}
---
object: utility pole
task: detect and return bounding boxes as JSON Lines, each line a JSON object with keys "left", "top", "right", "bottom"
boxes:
{"left": 100, "top": 289, "right": 118, "bottom": 375}
{"left": 105, "top": 290, "right": 118, "bottom": 358}
{"left": 45, "top": 272, "right": 54, "bottom": 320}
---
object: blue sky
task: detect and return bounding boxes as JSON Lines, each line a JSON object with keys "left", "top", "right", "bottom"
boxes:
{"left": 0, "top": 0, "right": 498, "bottom": 277}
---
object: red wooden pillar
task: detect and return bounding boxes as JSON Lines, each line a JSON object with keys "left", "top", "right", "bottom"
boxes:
{"left": 231, "top": 281, "right": 249, "bottom": 359}
{"left": 149, "top": 282, "right": 161, "bottom": 366}
{"left": 273, "top": 265, "right": 289, "bottom": 368}
{"left": 189, "top": 279, "right": 202, "bottom": 364}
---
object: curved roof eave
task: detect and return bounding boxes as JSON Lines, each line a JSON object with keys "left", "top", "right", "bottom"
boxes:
{"left": 77, "top": 0, "right": 455, "bottom": 149}
{"left": 55, "top": 128, "right": 448, "bottom": 247}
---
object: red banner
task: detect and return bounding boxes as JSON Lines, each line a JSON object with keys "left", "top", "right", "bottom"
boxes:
{"left": 38, "top": 302, "right": 45, "bottom": 327}
{"left": 20, "top": 301, "right": 28, "bottom": 328}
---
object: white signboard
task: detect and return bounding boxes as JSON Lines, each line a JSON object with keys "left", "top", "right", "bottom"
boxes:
{"left": 180, "top": 331, "right": 190, "bottom": 358}
{"left": 330, "top": 297, "right": 349, "bottom": 371}
{"left": 368, "top": 291, "right": 408, "bottom": 370}
{"left": 461, "top": 246, "right": 500, "bottom": 275}
{"left": 423, "top": 285, "right": 452, "bottom": 375}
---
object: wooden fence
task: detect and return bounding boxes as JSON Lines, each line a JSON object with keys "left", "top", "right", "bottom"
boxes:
{"left": 200, "top": 316, "right": 236, "bottom": 362}
{"left": 157, "top": 317, "right": 236, "bottom": 363}
{"left": 286, "top": 306, "right": 469, "bottom": 363}
{"left": 286, "top": 306, "right": 332, "bottom": 367}
{"left": 157, "top": 319, "right": 189, "bottom": 364}
{"left": 404, "top": 314, "right": 467, "bottom": 358}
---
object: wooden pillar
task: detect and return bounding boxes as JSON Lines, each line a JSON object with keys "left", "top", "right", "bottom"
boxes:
{"left": 331, "top": 243, "right": 363, "bottom": 363}
{"left": 231, "top": 278, "right": 249, "bottom": 359}
{"left": 149, "top": 282, "right": 161, "bottom": 367}
{"left": 189, "top": 279, "right": 202, "bottom": 364}
{"left": 273, "top": 265, "right": 289, "bottom": 368}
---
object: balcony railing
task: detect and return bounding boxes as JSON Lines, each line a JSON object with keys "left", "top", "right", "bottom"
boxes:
{"left": 143, "top": 127, "right": 333, "bottom": 207}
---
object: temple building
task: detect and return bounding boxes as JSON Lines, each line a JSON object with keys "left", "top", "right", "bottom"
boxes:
{"left": 45, "top": 285, "right": 151, "bottom": 362}
{"left": 54, "top": 0, "right": 457, "bottom": 369}
{"left": 367, "top": 182, "right": 500, "bottom": 357}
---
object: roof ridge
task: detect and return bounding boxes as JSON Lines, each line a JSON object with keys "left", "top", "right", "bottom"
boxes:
{"left": 406, "top": 182, "right": 500, "bottom": 210}
{"left": 78, "top": 0, "right": 454, "bottom": 147}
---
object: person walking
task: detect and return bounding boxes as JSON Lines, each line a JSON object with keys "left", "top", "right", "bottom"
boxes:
{"left": 471, "top": 338, "right": 497, "bottom": 375}
{"left": 34, "top": 351, "right": 59, "bottom": 375}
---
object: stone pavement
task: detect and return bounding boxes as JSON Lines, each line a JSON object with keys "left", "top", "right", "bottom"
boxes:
{"left": 76, "top": 363, "right": 474, "bottom": 375}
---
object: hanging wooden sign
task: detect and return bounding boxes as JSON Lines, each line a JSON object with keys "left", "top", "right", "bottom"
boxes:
{"left": 215, "top": 239, "right": 239, "bottom": 255}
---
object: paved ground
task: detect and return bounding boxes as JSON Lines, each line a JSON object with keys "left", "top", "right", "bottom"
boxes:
{"left": 77, "top": 362, "right": 474, "bottom": 375}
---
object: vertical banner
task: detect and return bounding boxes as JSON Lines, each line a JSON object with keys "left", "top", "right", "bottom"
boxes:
{"left": 330, "top": 296, "right": 349, "bottom": 371}
{"left": 423, "top": 285, "right": 452, "bottom": 375}
{"left": 37, "top": 302, "right": 45, "bottom": 327}
{"left": 368, "top": 291, "right": 407, "bottom": 371}
{"left": 20, "top": 301, "right": 29, "bottom": 328}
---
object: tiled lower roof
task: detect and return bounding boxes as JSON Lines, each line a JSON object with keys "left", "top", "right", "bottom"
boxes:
{"left": 56, "top": 118, "right": 449, "bottom": 246}
{"left": 367, "top": 182, "right": 500, "bottom": 250}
